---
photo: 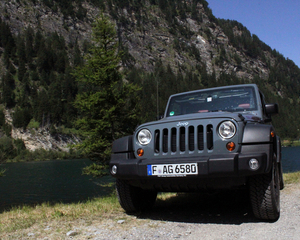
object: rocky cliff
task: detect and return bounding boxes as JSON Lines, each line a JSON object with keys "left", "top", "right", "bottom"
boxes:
{"left": 4, "top": 109, "right": 79, "bottom": 152}
{"left": 116, "top": 4, "right": 271, "bottom": 80}
{"left": 0, "top": 0, "right": 97, "bottom": 47}
{"left": 1, "top": 0, "right": 272, "bottom": 80}
{"left": 1, "top": 0, "right": 299, "bottom": 149}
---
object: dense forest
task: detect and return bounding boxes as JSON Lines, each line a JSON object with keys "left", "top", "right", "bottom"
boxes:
{"left": 1, "top": 0, "right": 300, "bottom": 162}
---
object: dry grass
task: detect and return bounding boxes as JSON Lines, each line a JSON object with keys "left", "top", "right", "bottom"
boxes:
{"left": 0, "top": 191, "right": 178, "bottom": 238}
{"left": 0, "top": 193, "right": 122, "bottom": 236}
{"left": 283, "top": 172, "right": 300, "bottom": 185}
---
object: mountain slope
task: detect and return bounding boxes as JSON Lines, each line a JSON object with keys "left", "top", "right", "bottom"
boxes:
{"left": 1, "top": 0, "right": 300, "bottom": 151}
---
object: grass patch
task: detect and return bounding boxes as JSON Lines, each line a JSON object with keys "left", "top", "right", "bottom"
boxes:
{"left": 0, "top": 193, "right": 121, "bottom": 234}
{"left": 283, "top": 172, "right": 300, "bottom": 184}
{"left": 282, "top": 139, "right": 300, "bottom": 147}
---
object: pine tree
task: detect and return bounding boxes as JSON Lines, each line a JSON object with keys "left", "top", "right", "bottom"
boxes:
{"left": 73, "top": 40, "right": 83, "bottom": 67}
{"left": 73, "top": 14, "right": 140, "bottom": 161}
{"left": 2, "top": 73, "right": 15, "bottom": 108}
{"left": 25, "top": 27, "right": 35, "bottom": 68}
{"left": 48, "top": 77, "right": 63, "bottom": 124}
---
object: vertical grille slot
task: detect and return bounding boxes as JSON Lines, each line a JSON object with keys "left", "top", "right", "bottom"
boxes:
{"left": 180, "top": 127, "right": 186, "bottom": 152}
{"left": 207, "top": 124, "right": 214, "bottom": 150}
{"left": 171, "top": 128, "right": 177, "bottom": 152}
{"left": 188, "top": 126, "right": 195, "bottom": 151}
{"left": 154, "top": 130, "right": 160, "bottom": 153}
{"left": 197, "top": 125, "right": 204, "bottom": 150}
{"left": 151, "top": 123, "right": 215, "bottom": 155}
{"left": 163, "top": 128, "right": 168, "bottom": 153}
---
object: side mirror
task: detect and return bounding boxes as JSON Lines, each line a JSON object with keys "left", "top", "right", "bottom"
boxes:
{"left": 265, "top": 103, "right": 278, "bottom": 115}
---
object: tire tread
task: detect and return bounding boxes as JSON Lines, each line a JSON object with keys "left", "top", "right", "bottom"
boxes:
{"left": 116, "top": 179, "right": 157, "bottom": 213}
{"left": 249, "top": 164, "right": 280, "bottom": 221}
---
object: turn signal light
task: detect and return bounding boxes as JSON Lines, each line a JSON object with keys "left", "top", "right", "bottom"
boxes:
{"left": 270, "top": 131, "right": 275, "bottom": 138}
{"left": 137, "top": 148, "right": 144, "bottom": 157}
{"left": 226, "top": 142, "right": 235, "bottom": 151}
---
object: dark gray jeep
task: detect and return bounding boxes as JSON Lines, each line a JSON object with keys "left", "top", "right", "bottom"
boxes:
{"left": 110, "top": 84, "right": 284, "bottom": 221}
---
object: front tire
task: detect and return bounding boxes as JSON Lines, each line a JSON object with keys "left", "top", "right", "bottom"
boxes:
{"left": 279, "top": 162, "right": 284, "bottom": 190}
{"left": 116, "top": 179, "right": 157, "bottom": 213}
{"left": 249, "top": 162, "right": 280, "bottom": 221}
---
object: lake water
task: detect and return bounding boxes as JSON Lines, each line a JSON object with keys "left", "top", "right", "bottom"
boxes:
{"left": 0, "top": 159, "right": 114, "bottom": 211}
{"left": 281, "top": 146, "right": 300, "bottom": 173}
{"left": 0, "top": 146, "right": 299, "bottom": 210}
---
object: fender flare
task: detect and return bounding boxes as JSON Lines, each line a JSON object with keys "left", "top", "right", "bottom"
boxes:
{"left": 275, "top": 135, "right": 282, "bottom": 163}
{"left": 275, "top": 135, "right": 284, "bottom": 189}
{"left": 242, "top": 123, "right": 274, "bottom": 144}
{"left": 112, "top": 135, "right": 133, "bottom": 153}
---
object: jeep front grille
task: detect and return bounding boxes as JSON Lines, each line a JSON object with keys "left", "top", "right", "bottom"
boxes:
{"left": 154, "top": 124, "right": 214, "bottom": 154}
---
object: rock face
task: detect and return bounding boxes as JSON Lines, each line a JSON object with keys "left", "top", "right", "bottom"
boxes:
{"left": 0, "top": 0, "right": 99, "bottom": 46}
{"left": 114, "top": 3, "right": 271, "bottom": 80}
{"left": 5, "top": 110, "right": 79, "bottom": 152}
{"left": 0, "top": 0, "right": 277, "bottom": 151}
{"left": 0, "top": 0, "right": 272, "bottom": 80}
{"left": 11, "top": 128, "right": 80, "bottom": 152}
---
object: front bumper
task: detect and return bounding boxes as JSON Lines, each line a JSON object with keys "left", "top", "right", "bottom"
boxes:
{"left": 110, "top": 152, "right": 268, "bottom": 179}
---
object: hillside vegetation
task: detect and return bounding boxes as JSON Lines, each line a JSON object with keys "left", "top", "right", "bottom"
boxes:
{"left": 1, "top": 0, "right": 300, "bottom": 161}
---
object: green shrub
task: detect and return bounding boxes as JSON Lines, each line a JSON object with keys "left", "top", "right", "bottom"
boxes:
{"left": 82, "top": 163, "right": 109, "bottom": 177}
{"left": 3, "top": 123, "right": 12, "bottom": 136}
{"left": 27, "top": 119, "right": 40, "bottom": 129}
{"left": 0, "top": 136, "right": 15, "bottom": 161}
{"left": 0, "top": 168, "right": 6, "bottom": 177}
{"left": 12, "top": 108, "right": 32, "bottom": 129}
{"left": 13, "top": 139, "right": 26, "bottom": 155}
{"left": 11, "top": 148, "right": 84, "bottom": 162}
{"left": 0, "top": 110, "right": 5, "bottom": 126}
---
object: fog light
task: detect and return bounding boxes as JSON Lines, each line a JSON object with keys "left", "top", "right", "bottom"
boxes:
{"left": 111, "top": 165, "right": 117, "bottom": 175}
{"left": 226, "top": 142, "right": 235, "bottom": 151}
{"left": 249, "top": 159, "right": 259, "bottom": 170}
{"left": 137, "top": 148, "right": 144, "bottom": 157}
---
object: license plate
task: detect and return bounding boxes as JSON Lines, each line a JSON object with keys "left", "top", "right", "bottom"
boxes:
{"left": 147, "top": 163, "right": 198, "bottom": 177}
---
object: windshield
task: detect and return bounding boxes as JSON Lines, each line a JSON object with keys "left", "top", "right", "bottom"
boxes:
{"left": 166, "top": 86, "right": 257, "bottom": 117}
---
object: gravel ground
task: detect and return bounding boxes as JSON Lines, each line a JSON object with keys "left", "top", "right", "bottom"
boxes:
{"left": 4, "top": 183, "right": 299, "bottom": 239}
{"left": 71, "top": 183, "right": 300, "bottom": 240}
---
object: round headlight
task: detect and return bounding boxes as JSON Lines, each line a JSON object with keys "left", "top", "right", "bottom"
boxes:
{"left": 137, "top": 129, "right": 152, "bottom": 145}
{"left": 218, "top": 121, "right": 236, "bottom": 139}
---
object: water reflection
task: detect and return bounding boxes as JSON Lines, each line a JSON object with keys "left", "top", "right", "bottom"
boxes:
{"left": 0, "top": 159, "right": 114, "bottom": 211}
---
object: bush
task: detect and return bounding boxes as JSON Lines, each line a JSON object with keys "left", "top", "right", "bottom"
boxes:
{"left": 0, "top": 168, "right": 6, "bottom": 177}
{"left": 0, "top": 136, "right": 15, "bottom": 162}
{"left": 2, "top": 123, "right": 12, "bottom": 136}
{"left": 27, "top": 119, "right": 40, "bottom": 129}
{"left": 12, "top": 108, "right": 32, "bottom": 129}
{"left": 82, "top": 163, "right": 109, "bottom": 177}
{"left": 11, "top": 147, "right": 84, "bottom": 162}
{"left": 0, "top": 110, "right": 5, "bottom": 126}
{"left": 13, "top": 138, "right": 26, "bottom": 154}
